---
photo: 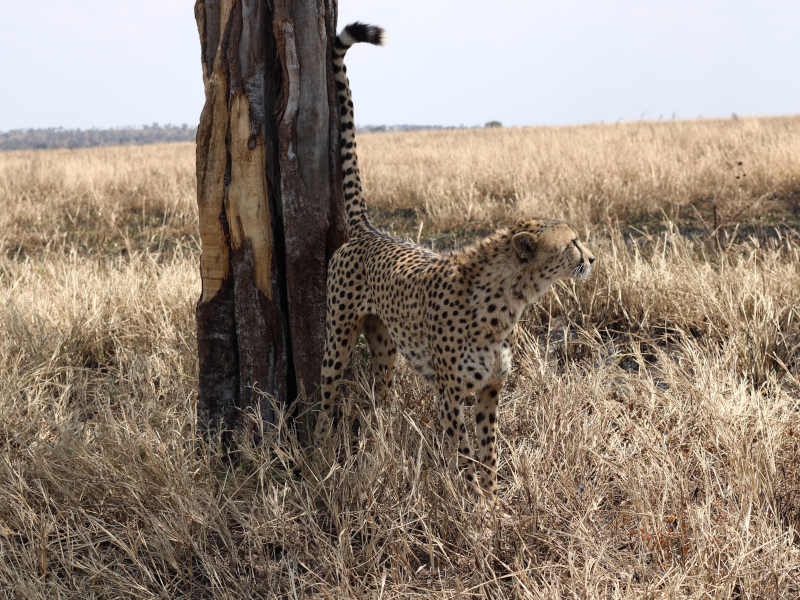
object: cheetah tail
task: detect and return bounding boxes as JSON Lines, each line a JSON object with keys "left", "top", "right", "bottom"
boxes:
{"left": 336, "top": 22, "right": 384, "bottom": 49}
{"left": 333, "top": 22, "right": 384, "bottom": 235}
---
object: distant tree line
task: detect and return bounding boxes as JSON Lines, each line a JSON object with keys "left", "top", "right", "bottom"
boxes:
{"left": 0, "top": 123, "right": 197, "bottom": 151}
{"left": 1, "top": 121, "right": 504, "bottom": 151}
{"left": 358, "top": 124, "right": 480, "bottom": 134}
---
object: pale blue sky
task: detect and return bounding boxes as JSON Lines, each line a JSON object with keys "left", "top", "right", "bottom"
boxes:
{"left": 1, "top": 1, "right": 797, "bottom": 131}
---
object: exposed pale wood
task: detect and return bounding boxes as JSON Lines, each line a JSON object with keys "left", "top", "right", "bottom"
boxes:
{"left": 227, "top": 93, "right": 272, "bottom": 298}
{"left": 195, "top": 3, "right": 230, "bottom": 303}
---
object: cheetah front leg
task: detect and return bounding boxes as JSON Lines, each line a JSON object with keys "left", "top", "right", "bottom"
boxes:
{"left": 474, "top": 383, "right": 501, "bottom": 497}
{"left": 362, "top": 315, "right": 396, "bottom": 404}
{"left": 436, "top": 382, "right": 478, "bottom": 488}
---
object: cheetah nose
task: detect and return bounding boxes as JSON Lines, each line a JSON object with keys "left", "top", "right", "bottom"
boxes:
{"left": 588, "top": 256, "right": 595, "bottom": 264}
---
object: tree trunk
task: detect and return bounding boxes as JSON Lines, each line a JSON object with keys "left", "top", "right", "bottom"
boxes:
{"left": 194, "top": 0, "right": 345, "bottom": 447}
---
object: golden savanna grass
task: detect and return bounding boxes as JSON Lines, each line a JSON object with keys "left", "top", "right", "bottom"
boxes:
{"left": 1, "top": 116, "right": 799, "bottom": 598}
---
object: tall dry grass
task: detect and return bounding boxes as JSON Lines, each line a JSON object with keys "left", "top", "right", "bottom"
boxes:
{"left": 1, "top": 117, "right": 799, "bottom": 598}
{"left": 0, "top": 144, "right": 197, "bottom": 258}
{"left": 360, "top": 116, "right": 800, "bottom": 237}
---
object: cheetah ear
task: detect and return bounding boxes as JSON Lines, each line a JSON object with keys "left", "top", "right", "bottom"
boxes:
{"left": 512, "top": 232, "right": 537, "bottom": 262}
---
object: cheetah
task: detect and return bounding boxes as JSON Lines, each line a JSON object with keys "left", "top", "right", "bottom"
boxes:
{"left": 315, "top": 22, "right": 596, "bottom": 496}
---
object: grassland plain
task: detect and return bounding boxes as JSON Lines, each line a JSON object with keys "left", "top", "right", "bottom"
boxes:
{"left": 0, "top": 116, "right": 799, "bottom": 598}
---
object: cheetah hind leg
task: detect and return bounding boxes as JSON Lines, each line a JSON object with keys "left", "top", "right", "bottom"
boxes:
{"left": 314, "top": 310, "right": 364, "bottom": 445}
{"left": 362, "top": 315, "right": 396, "bottom": 405}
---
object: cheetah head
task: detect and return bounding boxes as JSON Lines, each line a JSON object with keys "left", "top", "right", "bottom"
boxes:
{"left": 510, "top": 219, "right": 595, "bottom": 294}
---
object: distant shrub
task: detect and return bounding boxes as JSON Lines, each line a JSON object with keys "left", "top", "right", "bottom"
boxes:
{"left": 484, "top": 120, "right": 502, "bottom": 128}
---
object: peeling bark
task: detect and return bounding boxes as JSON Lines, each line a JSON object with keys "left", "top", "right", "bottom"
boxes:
{"left": 194, "top": 0, "right": 345, "bottom": 445}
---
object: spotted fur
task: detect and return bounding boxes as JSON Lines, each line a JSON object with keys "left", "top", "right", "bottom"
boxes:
{"left": 316, "top": 23, "right": 596, "bottom": 497}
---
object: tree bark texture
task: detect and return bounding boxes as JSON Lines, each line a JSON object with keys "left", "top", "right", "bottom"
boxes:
{"left": 194, "top": 0, "right": 345, "bottom": 445}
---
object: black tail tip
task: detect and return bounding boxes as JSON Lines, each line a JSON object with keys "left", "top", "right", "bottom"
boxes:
{"left": 344, "top": 22, "right": 384, "bottom": 46}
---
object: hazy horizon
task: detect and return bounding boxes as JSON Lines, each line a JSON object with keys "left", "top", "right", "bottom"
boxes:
{"left": 2, "top": 1, "right": 798, "bottom": 131}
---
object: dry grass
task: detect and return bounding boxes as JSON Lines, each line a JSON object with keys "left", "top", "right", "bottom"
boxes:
{"left": 0, "top": 144, "right": 197, "bottom": 259}
{"left": 1, "top": 117, "right": 799, "bottom": 598}
{"left": 360, "top": 116, "right": 800, "bottom": 241}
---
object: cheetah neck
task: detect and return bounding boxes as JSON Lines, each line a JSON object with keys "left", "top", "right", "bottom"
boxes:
{"left": 474, "top": 227, "right": 556, "bottom": 286}
{"left": 472, "top": 263, "right": 531, "bottom": 315}
{"left": 454, "top": 232, "right": 543, "bottom": 337}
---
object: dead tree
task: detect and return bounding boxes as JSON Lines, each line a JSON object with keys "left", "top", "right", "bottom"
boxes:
{"left": 194, "top": 0, "right": 345, "bottom": 446}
